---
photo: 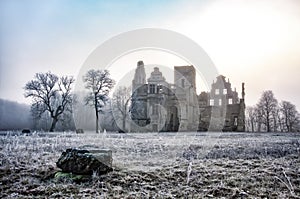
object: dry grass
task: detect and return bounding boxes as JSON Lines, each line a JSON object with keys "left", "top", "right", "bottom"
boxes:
{"left": 0, "top": 131, "right": 299, "bottom": 198}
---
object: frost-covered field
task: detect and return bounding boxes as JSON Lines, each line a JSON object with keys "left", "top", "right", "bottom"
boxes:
{"left": 0, "top": 131, "right": 300, "bottom": 198}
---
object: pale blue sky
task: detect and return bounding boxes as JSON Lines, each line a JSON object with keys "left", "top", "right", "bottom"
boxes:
{"left": 1, "top": 0, "right": 300, "bottom": 109}
{"left": 0, "top": 0, "right": 185, "bottom": 101}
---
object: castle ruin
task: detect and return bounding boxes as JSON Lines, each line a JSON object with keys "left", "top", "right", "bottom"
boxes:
{"left": 130, "top": 61, "right": 245, "bottom": 132}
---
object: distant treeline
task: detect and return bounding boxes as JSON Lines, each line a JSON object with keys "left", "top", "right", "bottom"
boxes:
{"left": 246, "top": 91, "right": 300, "bottom": 132}
{"left": 0, "top": 99, "right": 32, "bottom": 130}
{"left": 0, "top": 97, "right": 116, "bottom": 132}
{"left": 0, "top": 98, "right": 76, "bottom": 131}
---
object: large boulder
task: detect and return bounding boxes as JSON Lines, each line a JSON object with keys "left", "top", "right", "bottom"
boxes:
{"left": 56, "top": 148, "right": 113, "bottom": 175}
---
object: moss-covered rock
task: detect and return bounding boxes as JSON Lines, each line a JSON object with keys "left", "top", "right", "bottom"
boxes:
{"left": 54, "top": 171, "right": 91, "bottom": 182}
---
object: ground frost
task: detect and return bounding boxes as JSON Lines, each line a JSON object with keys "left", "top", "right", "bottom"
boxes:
{"left": 0, "top": 131, "right": 299, "bottom": 198}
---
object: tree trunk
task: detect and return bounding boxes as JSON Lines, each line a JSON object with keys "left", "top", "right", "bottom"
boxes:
{"left": 258, "top": 121, "right": 261, "bottom": 132}
{"left": 122, "top": 116, "right": 126, "bottom": 132}
{"left": 96, "top": 111, "right": 99, "bottom": 133}
{"left": 95, "top": 101, "right": 99, "bottom": 133}
{"left": 94, "top": 94, "right": 100, "bottom": 133}
{"left": 122, "top": 101, "right": 130, "bottom": 132}
{"left": 251, "top": 119, "right": 254, "bottom": 132}
{"left": 50, "top": 117, "right": 58, "bottom": 132}
{"left": 285, "top": 116, "right": 290, "bottom": 132}
{"left": 266, "top": 116, "right": 270, "bottom": 132}
{"left": 273, "top": 111, "right": 279, "bottom": 132}
{"left": 279, "top": 120, "right": 283, "bottom": 132}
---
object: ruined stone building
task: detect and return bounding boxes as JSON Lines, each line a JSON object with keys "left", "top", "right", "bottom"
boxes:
{"left": 130, "top": 61, "right": 245, "bottom": 132}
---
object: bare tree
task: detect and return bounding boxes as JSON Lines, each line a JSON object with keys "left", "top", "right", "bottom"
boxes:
{"left": 99, "top": 99, "right": 118, "bottom": 131}
{"left": 256, "top": 90, "right": 278, "bottom": 132}
{"left": 246, "top": 105, "right": 266, "bottom": 132}
{"left": 112, "top": 86, "right": 132, "bottom": 132}
{"left": 277, "top": 110, "right": 284, "bottom": 132}
{"left": 83, "top": 69, "right": 115, "bottom": 133}
{"left": 24, "top": 72, "right": 75, "bottom": 132}
{"left": 271, "top": 108, "right": 280, "bottom": 132}
{"left": 280, "top": 101, "right": 299, "bottom": 132}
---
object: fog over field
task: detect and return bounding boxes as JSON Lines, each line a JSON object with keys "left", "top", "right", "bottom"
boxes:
{"left": 0, "top": 99, "right": 31, "bottom": 130}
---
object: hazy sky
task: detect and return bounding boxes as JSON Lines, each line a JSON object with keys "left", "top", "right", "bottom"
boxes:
{"left": 1, "top": 0, "right": 300, "bottom": 109}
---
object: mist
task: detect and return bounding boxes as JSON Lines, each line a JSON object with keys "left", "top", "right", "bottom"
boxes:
{"left": 0, "top": 98, "right": 32, "bottom": 130}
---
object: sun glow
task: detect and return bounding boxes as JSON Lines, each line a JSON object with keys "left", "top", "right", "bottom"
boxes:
{"left": 162, "top": 0, "right": 300, "bottom": 107}
{"left": 172, "top": 1, "right": 299, "bottom": 68}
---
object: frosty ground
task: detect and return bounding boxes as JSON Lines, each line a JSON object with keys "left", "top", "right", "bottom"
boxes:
{"left": 0, "top": 131, "right": 299, "bottom": 198}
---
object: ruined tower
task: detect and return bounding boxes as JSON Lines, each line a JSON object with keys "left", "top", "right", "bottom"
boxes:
{"left": 131, "top": 61, "right": 148, "bottom": 127}
{"left": 237, "top": 83, "right": 246, "bottom": 131}
{"left": 174, "top": 66, "right": 199, "bottom": 131}
{"left": 132, "top": 60, "right": 146, "bottom": 91}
